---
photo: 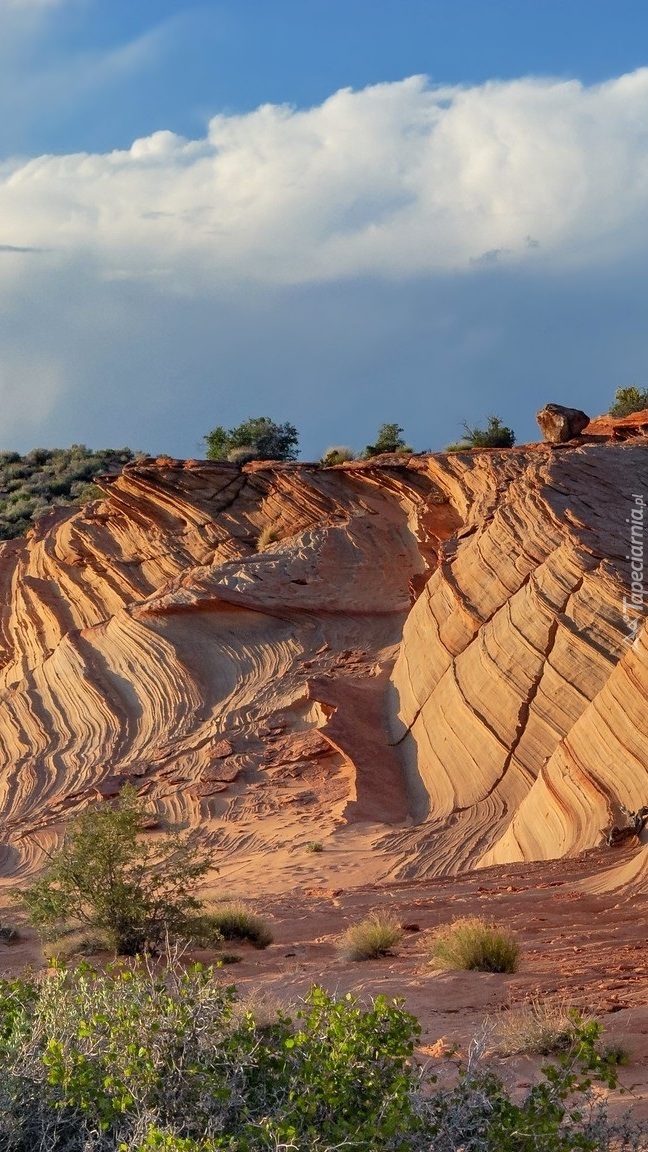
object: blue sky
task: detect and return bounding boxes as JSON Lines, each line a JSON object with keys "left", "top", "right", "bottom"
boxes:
{"left": 2, "top": 0, "right": 648, "bottom": 458}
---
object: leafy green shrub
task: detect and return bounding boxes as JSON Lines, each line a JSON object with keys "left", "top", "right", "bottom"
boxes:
{"left": 339, "top": 911, "right": 403, "bottom": 961}
{"left": 420, "top": 1015, "right": 634, "bottom": 1152}
{"left": 202, "top": 901, "right": 273, "bottom": 948}
{"left": 0, "top": 962, "right": 639, "bottom": 1151}
{"left": 0, "top": 965, "right": 422, "bottom": 1151}
{"left": 601, "top": 1041, "right": 631, "bottom": 1066}
{"left": 18, "top": 785, "right": 213, "bottom": 956}
{"left": 609, "top": 385, "right": 648, "bottom": 417}
{"left": 430, "top": 917, "right": 520, "bottom": 973}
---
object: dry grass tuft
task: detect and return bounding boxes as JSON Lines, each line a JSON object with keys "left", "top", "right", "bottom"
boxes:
{"left": 44, "top": 929, "right": 112, "bottom": 962}
{"left": 201, "top": 902, "right": 273, "bottom": 949}
{"left": 492, "top": 997, "right": 589, "bottom": 1056}
{"left": 339, "top": 911, "right": 403, "bottom": 961}
{"left": 256, "top": 524, "right": 282, "bottom": 550}
{"left": 429, "top": 917, "right": 520, "bottom": 973}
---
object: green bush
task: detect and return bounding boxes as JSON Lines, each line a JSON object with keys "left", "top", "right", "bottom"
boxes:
{"left": 609, "top": 385, "right": 648, "bottom": 417}
{"left": 421, "top": 1015, "right": 633, "bottom": 1152}
{"left": 363, "top": 422, "right": 412, "bottom": 458}
{"left": 447, "top": 415, "right": 515, "bottom": 451}
{"left": 339, "top": 911, "right": 403, "bottom": 961}
{"left": 202, "top": 901, "right": 273, "bottom": 948}
{"left": 320, "top": 446, "right": 356, "bottom": 466}
{"left": 204, "top": 417, "right": 299, "bottom": 462}
{"left": 0, "top": 962, "right": 638, "bottom": 1152}
{"left": 18, "top": 785, "right": 213, "bottom": 956}
{"left": 430, "top": 917, "right": 520, "bottom": 973}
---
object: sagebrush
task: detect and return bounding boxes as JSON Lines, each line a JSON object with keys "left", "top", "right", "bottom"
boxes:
{"left": 0, "top": 445, "right": 135, "bottom": 540}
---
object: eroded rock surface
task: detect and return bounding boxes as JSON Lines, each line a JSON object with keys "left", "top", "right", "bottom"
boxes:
{"left": 0, "top": 439, "right": 646, "bottom": 885}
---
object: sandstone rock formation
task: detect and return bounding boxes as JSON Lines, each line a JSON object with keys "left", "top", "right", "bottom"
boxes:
{"left": 0, "top": 437, "right": 646, "bottom": 889}
{"left": 536, "top": 403, "right": 590, "bottom": 443}
{"left": 584, "top": 407, "right": 648, "bottom": 440}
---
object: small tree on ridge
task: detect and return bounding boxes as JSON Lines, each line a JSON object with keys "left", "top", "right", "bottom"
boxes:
{"left": 363, "top": 423, "right": 412, "bottom": 458}
{"left": 204, "top": 417, "right": 299, "bottom": 462}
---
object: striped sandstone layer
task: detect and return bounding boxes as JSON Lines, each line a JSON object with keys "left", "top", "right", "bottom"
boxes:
{"left": 0, "top": 435, "right": 646, "bottom": 887}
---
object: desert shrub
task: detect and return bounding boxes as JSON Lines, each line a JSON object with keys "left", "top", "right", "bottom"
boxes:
{"left": 363, "top": 422, "right": 412, "bottom": 458}
{"left": 204, "top": 417, "right": 299, "bottom": 462}
{"left": 305, "top": 841, "right": 323, "bottom": 852}
{"left": 0, "top": 966, "right": 422, "bottom": 1151}
{"left": 18, "top": 785, "right": 213, "bottom": 956}
{"left": 0, "top": 923, "right": 19, "bottom": 945}
{"left": 609, "top": 385, "right": 648, "bottom": 417}
{"left": 418, "top": 1017, "right": 637, "bottom": 1152}
{"left": 320, "top": 446, "right": 356, "bottom": 466}
{"left": 256, "top": 524, "right": 281, "bottom": 550}
{"left": 429, "top": 917, "right": 520, "bottom": 973}
{"left": 0, "top": 445, "right": 134, "bottom": 540}
{"left": 202, "top": 901, "right": 273, "bottom": 948}
{"left": 601, "top": 1041, "right": 632, "bottom": 1066}
{"left": 339, "top": 911, "right": 403, "bottom": 961}
{"left": 447, "top": 415, "right": 515, "bottom": 451}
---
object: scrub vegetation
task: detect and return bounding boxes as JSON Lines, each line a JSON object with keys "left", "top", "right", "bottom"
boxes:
{"left": 0, "top": 445, "right": 134, "bottom": 540}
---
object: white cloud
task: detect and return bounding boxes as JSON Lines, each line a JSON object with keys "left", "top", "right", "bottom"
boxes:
{"left": 3, "top": 70, "right": 648, "bottom": 456}
{"left": 2, "top": 70, "right": 648, "bottom": 288}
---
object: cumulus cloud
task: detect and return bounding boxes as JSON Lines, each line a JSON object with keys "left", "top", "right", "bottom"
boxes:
{"left": 3, "top": 69, "right": 648, "bottom": 455}
{"left": 2, "top": 70, "right": 648, "bottom": 287}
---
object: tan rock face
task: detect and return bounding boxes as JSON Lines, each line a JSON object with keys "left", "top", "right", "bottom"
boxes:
{"left": 388, "top": 446, "right": 648, "bottom": 875}
{"left": 536, "top": 404, "right": 590, "bottom": 442}
{"left": 0, "top": 444, "right": 646, "bottom": 884}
